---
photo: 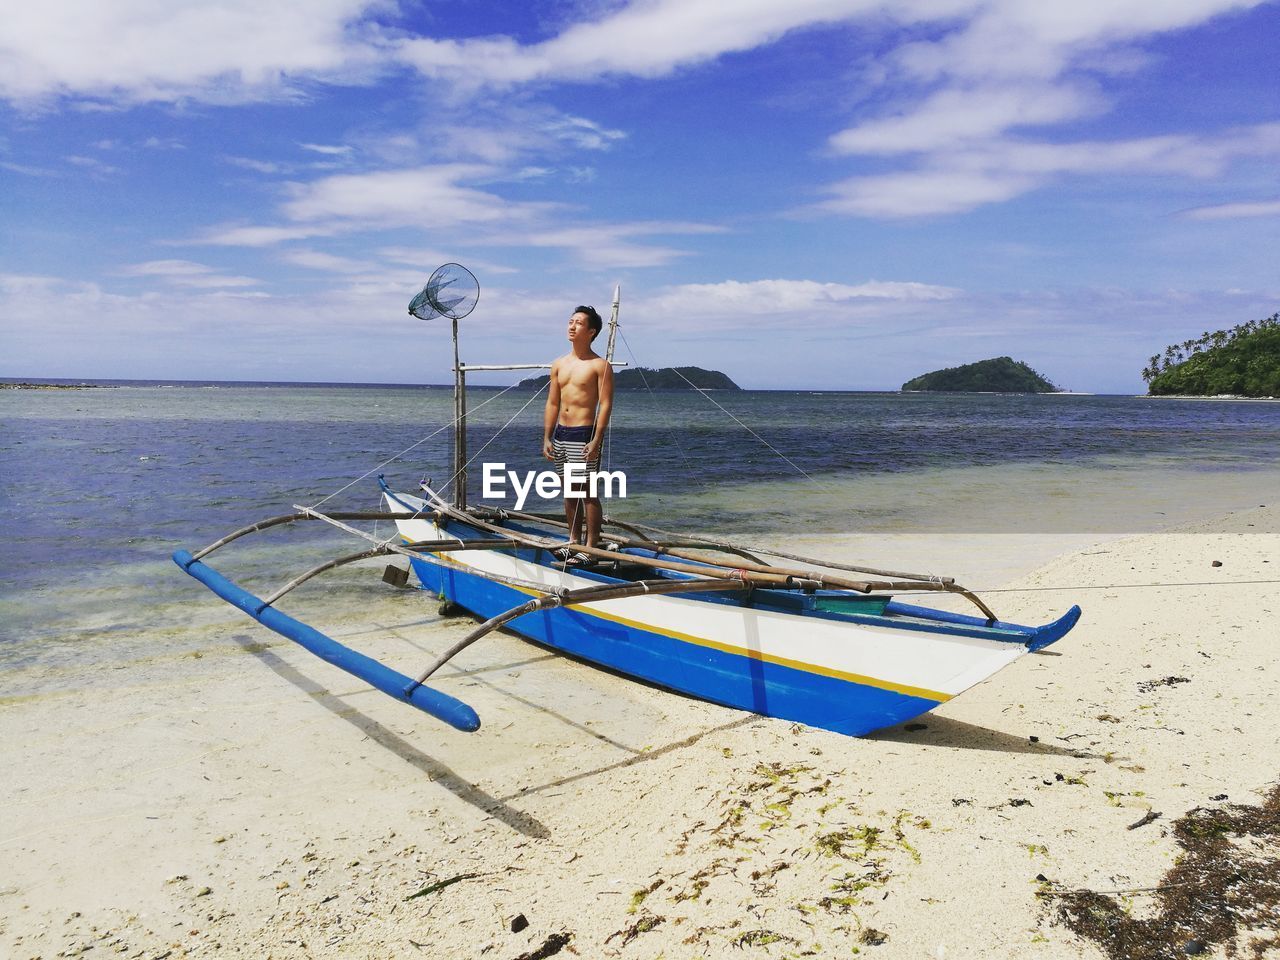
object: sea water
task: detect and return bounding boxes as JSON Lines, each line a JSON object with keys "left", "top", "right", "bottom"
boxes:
{"left": 3, "top": 383, "right": 1279, "bottom": 679}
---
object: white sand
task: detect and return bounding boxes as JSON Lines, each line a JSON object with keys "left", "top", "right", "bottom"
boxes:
{"left": 2, "top": 507, "right": 1277, "bottom": 959}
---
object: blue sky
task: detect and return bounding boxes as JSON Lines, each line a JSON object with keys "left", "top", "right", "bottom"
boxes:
{"left": 2, "top": 0, "right": 1278, "bottom": 391}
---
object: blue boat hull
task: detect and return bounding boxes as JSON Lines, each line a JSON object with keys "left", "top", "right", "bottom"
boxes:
{"left": 410, "top": 551, "right": 945, "bottom": 737}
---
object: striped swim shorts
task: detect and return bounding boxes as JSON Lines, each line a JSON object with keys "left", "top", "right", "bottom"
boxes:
{"left": 552, "top": 423, "right": 600, "bottom": 478}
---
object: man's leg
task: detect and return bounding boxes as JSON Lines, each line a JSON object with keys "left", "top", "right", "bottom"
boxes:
{"left": 584, "top": 497, "right": 602, "bottom": 548}
{"left": 564, "top": 495, "right": 584, "bottom": 544}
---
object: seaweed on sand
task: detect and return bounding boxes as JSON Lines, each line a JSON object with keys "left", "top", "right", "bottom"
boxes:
{"left": 1053, "top": 784, "right": 1280, "bottom": 959}
{"left": 512, "top": 932, "right": 572, "bottom": 960}
{"left": 606, "top": 913, "right": 664, "bottom": 946}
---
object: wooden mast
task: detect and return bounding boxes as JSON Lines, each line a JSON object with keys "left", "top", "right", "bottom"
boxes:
{"left": 605, "top": 284, "right": 620, "bottom": 363}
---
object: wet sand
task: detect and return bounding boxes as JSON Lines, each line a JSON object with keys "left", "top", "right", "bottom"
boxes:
{"left": 2, "top": 506, "right": 1277, "bottom": 959}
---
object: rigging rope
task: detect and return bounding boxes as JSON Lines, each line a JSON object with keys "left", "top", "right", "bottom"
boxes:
{"left": 307, "top": 378, "right": 531, "bottom": 511}
{"left": 618, "top": 327, "right": 818, "bottom": 488}
{"left": 437, "top": 380, "right": 550, "bottom": 496}
{"left": 666, "top": 354, "right": 817, "bottom": 483}
{"left": 616, "top": 330, "right": 711, "bottom": 493}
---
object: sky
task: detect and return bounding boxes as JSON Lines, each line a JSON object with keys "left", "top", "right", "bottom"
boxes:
{"left": 1, "top": 0, "right": 1278, "bottom": 392}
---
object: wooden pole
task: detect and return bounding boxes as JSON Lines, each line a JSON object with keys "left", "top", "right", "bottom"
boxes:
{"left": 452, "top": 316, "right": 468, "bottom": 510}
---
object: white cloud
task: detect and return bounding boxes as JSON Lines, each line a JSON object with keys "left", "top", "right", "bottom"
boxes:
{"left": 829, "top": 83, "right": 1103, "bottom": 155}
{"left": 279, "top": 163, "right": 552, "bottom": 226}
{"left": 280, "top": 249, "right": 381, "bottom": 273}
{"left": 198, "top": 223, "right": 342, "bottom": 247}
{"left": 1, "top": 0, "right": 908, "bottom": 107}
{"left": 299, "top": 142, "right": 354, "bottom": 156}
{"left": 394, "top": 0, "right": 886, "bottom": 88}
{"left": 817, "top": 0, "right": 1271, "bottom": 217}
{"left": 64, "top": 154, "right": 121, "bottom": 176}
{"left": 199, "top": 163, "right": 543, "bottom": 245}
{"left": 168, "top": 274, "right": 262, "bottom": 290}
{"left": 373, "top": 108, "right": 625, "bottom": 169}
{"left": 889, "top": 0, "right": 1265, "bottom": 83}
{"left": 222, "top": 155, "right": 285, "bottom": 174}
{"left": 542, "top": 115, "right": 626, "bottom": 150}
{"left": 195, "top": 163, "right": 702, "bottom": 269}
{"left": 821, "top": 165, "right": 1038, "bottom": 217}
{"left": 1183, "top": 198, "right": 1280, "bottom": 220}
{"left": 376, "top": 247, "right": 521, "bottom": 275}
{"left": 119, "top": 259, "right": 261, "bottom": 289}
{"left": 821, "top": 123, "right": 1280, "bottom": 218}
{"left": 0, "top": 159, "right": 58, "bottom": 177}
{"left": 486, "top": 221, "right": 726, "bottom": 269}
{"left": 643, "top": 277, "right": 960, "bottom": 318}
{"left": 120, "top": 259, "right": 213, "bottom": 277}
{"left": 0, "top": 0, "right": 387, "bottom": 106}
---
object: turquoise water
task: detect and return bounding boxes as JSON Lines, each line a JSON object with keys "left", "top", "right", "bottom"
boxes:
{"left": 3, "top": 383, "right": 1279, "bottom": 672}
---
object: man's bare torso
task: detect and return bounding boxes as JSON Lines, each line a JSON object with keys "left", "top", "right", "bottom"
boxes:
{"left": 553, "top": 353, "right": 607, "bottom": 426}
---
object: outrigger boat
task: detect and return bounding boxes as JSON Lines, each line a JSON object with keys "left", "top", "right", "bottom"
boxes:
{"left": 174, "top": 264, "right": 1081, "bottom": 737}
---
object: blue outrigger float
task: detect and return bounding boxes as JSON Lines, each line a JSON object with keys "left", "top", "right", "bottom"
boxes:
{"left": 174, "top": 265, "right": 1081, "bottom": 737}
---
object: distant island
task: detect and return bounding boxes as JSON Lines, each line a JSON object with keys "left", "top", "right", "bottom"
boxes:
{"left": 901, "top": 357, "right": 1059, "bottom": 393}
{"left": 1143, "top": 313, "right": 1279, "bottom": 398}
{"left": 518, "top": 365, "right": 740, "bottom": 390}
{"left": 1, "top": 381, "right": 108, "bottom": 390}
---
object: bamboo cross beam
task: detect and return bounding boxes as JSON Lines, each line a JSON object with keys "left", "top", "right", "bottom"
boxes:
{"left": 406, "top": 576, "right": 744, "bottom": 692}
{"left": 192, "top": 510, "right": 441, "bottom": 561}
{"left": 257, "top": 545, "right": 393, "bottom": 611}
{"left": 473, "top": 505, "right": 771, "bottom": 565}
{"left": 254, "top": 539, "right": 520, "bottom": 612}
{"left": 607, "top": 518, "right": 959, "bottom": 585}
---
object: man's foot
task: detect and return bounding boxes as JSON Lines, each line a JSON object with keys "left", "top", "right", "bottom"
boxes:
{"left": 553, "top": 543, "right": 597, "bottom": 563}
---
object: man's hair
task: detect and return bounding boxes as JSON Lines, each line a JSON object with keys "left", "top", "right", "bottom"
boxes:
{"left": 575, "top": 305, "right": 603, "bottom": 340}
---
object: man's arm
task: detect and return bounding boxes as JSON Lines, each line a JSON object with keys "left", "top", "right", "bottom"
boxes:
{"left": 585, "top": 359, "right": 613, "bottom": 462}
{"left": 542, "top": 360, "right": 561, "bottom": 461}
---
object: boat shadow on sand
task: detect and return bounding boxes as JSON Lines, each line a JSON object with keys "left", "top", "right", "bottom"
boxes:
{"left": 231, "top": 633, "right": 552, "bottom": 839}
{"left": 871, "top": 714, "right": 1110, "bottom": 760}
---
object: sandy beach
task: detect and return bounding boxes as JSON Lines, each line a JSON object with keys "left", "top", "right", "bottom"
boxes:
{"left": 3, "top": 505, "right": 1277, "bottom": 960}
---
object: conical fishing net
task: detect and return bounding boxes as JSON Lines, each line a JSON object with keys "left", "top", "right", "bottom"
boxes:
{"left": 408, "top": 263, "right": 480, "bottom": 321}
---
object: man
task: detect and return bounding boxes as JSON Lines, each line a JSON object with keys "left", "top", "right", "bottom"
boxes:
{"left": 543, "top": 305, "right": 614, "bottom": 554}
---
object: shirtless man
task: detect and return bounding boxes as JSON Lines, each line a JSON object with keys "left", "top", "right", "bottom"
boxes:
{"left": 543, "top": 305, "right": 614, "bottom": 551}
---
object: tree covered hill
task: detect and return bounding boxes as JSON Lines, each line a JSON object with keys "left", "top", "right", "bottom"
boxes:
{"left": 1143, "top": 313, "right": 1280, "bottom": 397}
{"left": 518, "top": 366, "right": 740, "bottom": 390}
{"left": 901, "top": 357, "right": 1058, "bottom": 393}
